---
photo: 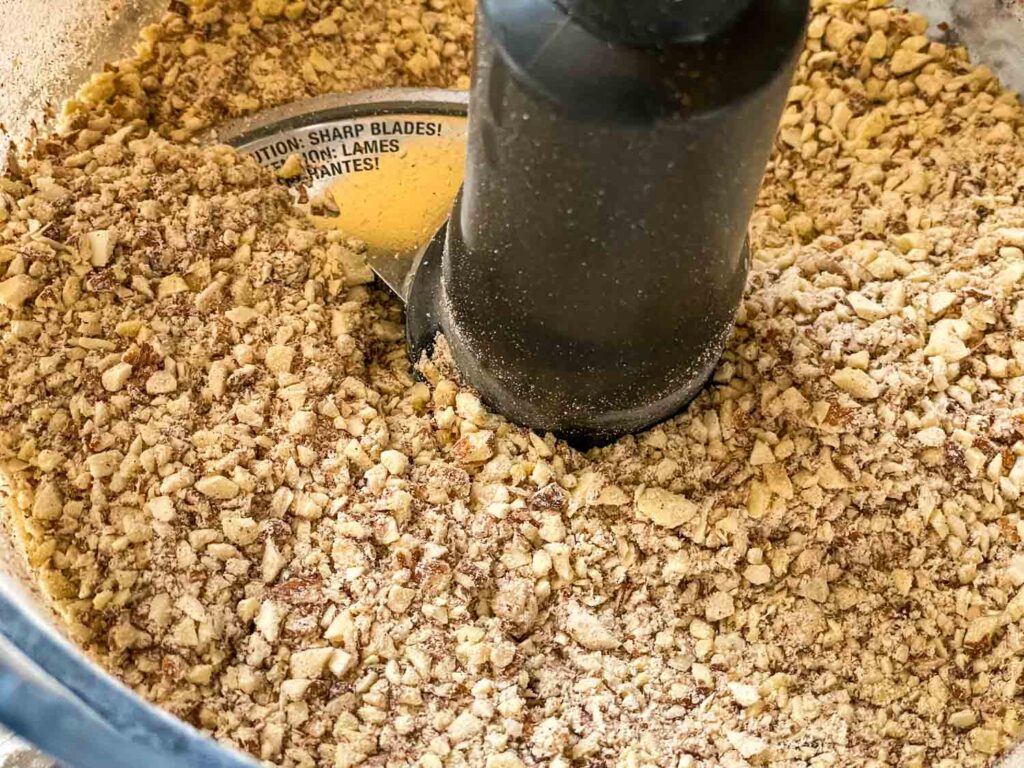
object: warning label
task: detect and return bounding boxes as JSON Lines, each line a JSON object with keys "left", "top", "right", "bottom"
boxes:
{"left": 232, "top": 110, "right": 467, "bottom": 258}
{"left": 240, "top": 115, "right": 465, "bottom": 191}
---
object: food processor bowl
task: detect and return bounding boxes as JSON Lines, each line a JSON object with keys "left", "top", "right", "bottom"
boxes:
{"left": 2, "top": 0, "right": 1024, "bottom": 766}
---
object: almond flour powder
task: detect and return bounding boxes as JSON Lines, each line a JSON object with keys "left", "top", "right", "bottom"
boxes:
{"left": 2, "top": 2, "right": 1024, "bottom": 768}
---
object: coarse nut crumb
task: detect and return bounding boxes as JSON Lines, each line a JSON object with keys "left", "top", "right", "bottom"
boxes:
{"left": 2, "top": 1, "right": 1024, "bottom": 768}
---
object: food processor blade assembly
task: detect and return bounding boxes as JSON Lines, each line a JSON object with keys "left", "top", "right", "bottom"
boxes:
{"left": 408, "top": 0, "right": 809, "bottom": 444}
{"left": 230, "top": 1, "right": 809, "bottom": 446}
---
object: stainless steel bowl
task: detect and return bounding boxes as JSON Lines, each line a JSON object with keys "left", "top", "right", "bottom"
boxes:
{"left": 1, "top": 1, "right": 1024, "bottom": 766}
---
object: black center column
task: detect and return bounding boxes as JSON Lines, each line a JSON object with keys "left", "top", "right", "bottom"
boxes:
{"left": 408, "top": 0, "right": 808, "bottom": 445}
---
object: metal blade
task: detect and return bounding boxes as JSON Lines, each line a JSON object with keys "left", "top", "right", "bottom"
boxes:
{"left": 218, "top": 89, "right": 469, "bottom": 303}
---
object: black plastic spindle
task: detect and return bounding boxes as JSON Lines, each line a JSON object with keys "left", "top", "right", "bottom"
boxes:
{"left": 408, "top": 0, "right": 808, "bottom": 445}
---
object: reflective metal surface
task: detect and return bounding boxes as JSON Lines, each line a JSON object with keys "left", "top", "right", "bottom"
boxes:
{"left": 219, "top": 89, "right": 469, "bottom": 301}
